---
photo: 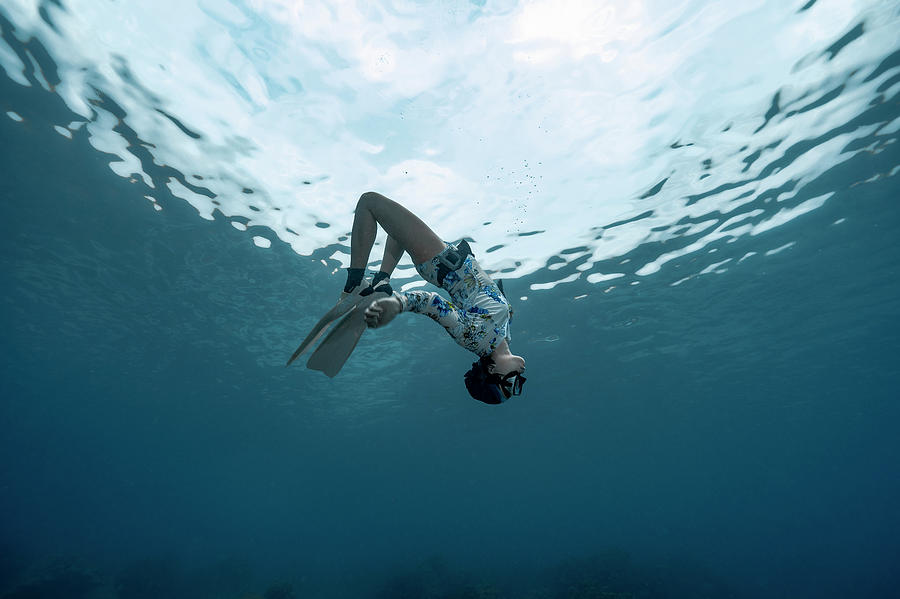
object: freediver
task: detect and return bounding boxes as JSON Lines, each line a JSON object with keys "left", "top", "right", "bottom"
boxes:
{"left": 288, "top": 192, "right": 526, "bottom": 404}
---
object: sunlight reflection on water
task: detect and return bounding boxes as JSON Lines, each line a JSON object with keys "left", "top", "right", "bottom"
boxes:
{"left": 0, "top": 0, "right": 897, "bottom": 290}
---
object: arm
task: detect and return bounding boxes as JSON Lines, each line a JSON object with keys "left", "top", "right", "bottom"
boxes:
{"left": 396, "top": 290, "right": 469, "bottom": 338}
{"left": 364, "top": 289, "right": 464, "bottom": 331}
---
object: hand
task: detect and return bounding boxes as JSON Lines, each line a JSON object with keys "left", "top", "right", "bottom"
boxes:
{"left": 364, "top": 296, "right": 401, "bottom": 329}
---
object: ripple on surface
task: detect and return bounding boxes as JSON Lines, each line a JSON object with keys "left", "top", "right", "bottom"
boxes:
{"left": 0, "top": 0, "right": 897, "bottom": 291}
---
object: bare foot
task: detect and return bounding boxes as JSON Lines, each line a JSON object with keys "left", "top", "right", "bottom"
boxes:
{"left": 364, "top": 295, "right": 402, "bottom": 329}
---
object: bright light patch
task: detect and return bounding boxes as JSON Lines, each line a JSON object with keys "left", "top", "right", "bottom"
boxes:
{"left": 509, "top": 0, "right": 644, "bottom": 61}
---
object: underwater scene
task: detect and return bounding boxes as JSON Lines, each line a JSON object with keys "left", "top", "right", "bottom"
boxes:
{"left": 1, "top": 0, "right": 899, "bottom": 597}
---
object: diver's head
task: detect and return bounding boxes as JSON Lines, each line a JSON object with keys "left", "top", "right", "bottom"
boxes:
{"left": 464, "top": 354, "right": 527, "bottom": 404}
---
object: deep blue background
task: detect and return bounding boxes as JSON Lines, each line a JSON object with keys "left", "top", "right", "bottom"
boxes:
{"left": 2, "top": 55, "right": 899, "bottom": 598}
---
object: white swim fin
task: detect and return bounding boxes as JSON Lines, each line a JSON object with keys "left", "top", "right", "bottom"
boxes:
{"left": 286, "top": 282, "right": 371, "bottom": 366}
{"left": 305, "top": 292, "right": 388, "bottom": 377}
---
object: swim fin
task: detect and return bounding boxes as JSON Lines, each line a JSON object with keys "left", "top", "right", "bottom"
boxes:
{"left": 286, "top": 289, "right": 370, "bottom": 366}
{"left": 305, "top": 293, "right": 386, "bottom": 378}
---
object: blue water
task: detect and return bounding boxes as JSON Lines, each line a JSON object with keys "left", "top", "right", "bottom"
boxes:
{"left": 2, "top": 1, "right": 899, "bottom": 598}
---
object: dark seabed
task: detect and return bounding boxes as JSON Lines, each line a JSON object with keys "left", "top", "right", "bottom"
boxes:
{"left": 2, "top": 4, "right": 900, "bottom": 599}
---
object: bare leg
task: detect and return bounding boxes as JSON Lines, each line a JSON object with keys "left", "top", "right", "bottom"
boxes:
{"left": 350, "top": 192, "right": 446, "bottom": 268}
{"left": 377, "top": 235, "right": 405, "bottom": 276}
